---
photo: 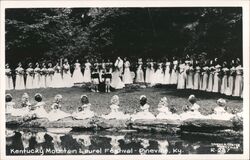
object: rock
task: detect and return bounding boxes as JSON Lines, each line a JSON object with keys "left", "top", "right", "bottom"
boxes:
{"left": 180, "top": 118, "right": 238, "bottom": 132}
{"left": 131, "top": 119, "right": 181, "bottom": 133}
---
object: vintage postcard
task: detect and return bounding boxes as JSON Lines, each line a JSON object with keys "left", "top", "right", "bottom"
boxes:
{"left": 0, "top": 0, "right": 249, "bottom": 160}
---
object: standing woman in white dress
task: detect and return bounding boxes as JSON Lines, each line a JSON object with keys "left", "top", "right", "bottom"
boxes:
{"left": 206, "top": 60, "right": 214, "bottom": 92}
{"left": 186, "top": 62, "right": 194, "bottom": 89}
{"left": 152, "top": 62, "right": 164, "bottom": 85}
{"left": 177, "top": 59, "right": 186, "bottom": 89}
{"left": 110, "top": 67, "right": 125, "bottom": 89}
{"left": 72, "top": 59, "right": 84, "bottom": 84}
{"left": 170, "top": 57, "right": 178, "bottom": 85}
{"left": 163, "top": 58, "right": 171, "bottom": 85}
{"left": 135, "top": 58, "right": 145, "bottom": 83}
{"left": 220, "top": 62, "right": 229, "bottom": 94}
{"left": 52, "top": 62, "right": 64, "bottom": 88}
{"left": 15, "top": 62, "right": 25, "bottom": 90}
{"left": 201, "top": 61, "right": 209, "bottom": 91}
{"left": 25, "top": 63, "right": 34, "bottom": 89}
{"left": 225, "top": 60, "right": 236, "bottom": 96}
{"left": 212, "top": 62, "right": 221, "bottom": 93}
{"left": 233, "top": 59, "right": 243, "bottom": 97}
{"left": 123, "top": 57, "right": 133, "bottom": 84}
{"left": 193, "top": 60, "right": 201, "bottom": 90}
{"left": 145, "top": 58, "right": 151, "bottom": 84}
{"left": 47, "top": 63, "right": 55, "bottom": 88}
{"left": 40, "top": 63, "right": 47, "bottom": 88}
{"left": 5, "top": 63, "right": 14, "bottom": 90}
{"left": 33, "top": 62, "right": 41, "bottom": 89}
{"left": 63, "top": 60, "right": 74, "bottom": 88}
{"left": 82, "top": 59, "right": 92, "bottom": 83}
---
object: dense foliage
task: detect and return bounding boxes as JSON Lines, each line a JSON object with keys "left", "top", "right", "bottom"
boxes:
{"left": 5, "top": 7, "right": 242, "bottom": 66}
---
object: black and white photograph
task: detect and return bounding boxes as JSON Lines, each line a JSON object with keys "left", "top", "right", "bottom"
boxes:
{"left": 1, "top": 1, "right": 249, "bottom": 160}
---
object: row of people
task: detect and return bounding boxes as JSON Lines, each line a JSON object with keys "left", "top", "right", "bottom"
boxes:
{"left": 5, "top": 56, "right": 243, "bottom": 97}
{"left": 6, "top": 92, "right": 242, "bottom": 122}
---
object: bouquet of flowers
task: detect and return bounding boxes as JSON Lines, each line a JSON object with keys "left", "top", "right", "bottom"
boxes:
{"left": 5, "top": 70, "right": 12, "bottom": 77}
{"left": 231, "top": 69, "right": 236, "bottom": 76}
{"left": 48, "top": 69, "right": 55, "bottom": 75}
{"left": 28, "top": 70, "right": 35, "bottom": 76}
{"left": 63, "top": 66, "right": 69, "bottom": 73}
{"left": 40, "top": 69, "right": 48, "bottom": 75}
{"left": 17, "top": 69, "right": 24, "bottom": 75}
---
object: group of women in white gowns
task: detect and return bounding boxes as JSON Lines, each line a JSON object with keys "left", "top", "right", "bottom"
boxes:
{"left": 5, "top": 56, "right": 244, "bottom": 98}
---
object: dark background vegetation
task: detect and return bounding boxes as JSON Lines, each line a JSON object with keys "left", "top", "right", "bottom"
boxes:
{"left": 5, "top": 7, "right": 242, "bottom": 67}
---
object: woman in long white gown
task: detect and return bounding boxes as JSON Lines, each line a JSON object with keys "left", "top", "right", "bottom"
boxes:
{"left": 201, "top": 61, "right": 209, "bottom": 91}
{"left": 177, "top": 60, "right": 186, "bottom": 89}
{"left": 25, "top": 63, "right": 34, "bottom": 89}
{"left": 225, "top": 60, "right": 236, "bottom": 96}
{"left": 46, "top": 63, "right": 54, "bottom": 88}
{"left": 233, "top": 61, "right": 243, "bottom": 97}
{"left": 73, "top": 95, "right": 95, "bottom": 119}
{"left": 29, "top": 93, "right": 48, "bottom": 118}
{"left": 135, "top": 58, "right": 145, "bottom": 83}
{"left": 186, "top": 63, "right": 194, "bottom": 89}
{"left": 15, "top": 62, "right": 25, "bottom": 90}
{"left": 179, "top": 95, "right": 207, "bottom": 120}
{"left": 145, "top": 59, "right": 152, "bottom": 84}
{"left": 11, "top": 93, "right": 30, "bottom": 117}
{"left": 220, "top": 62, "right": 229, "bottom": 94}
{"left": 163, "top": 59, "right": 171, "bottom": 85}
{"left": 5, "top": 94, "right": 15, "bottom": 115}
{"left": 206, "top": 60, "right": 214, "bottom": 92}
{"left": 47, "top": 94, "right": 71, "bottom": 121}
{"left": 40, "top": 63, "right": 48, "bottom": 88}
{"left": 170, "top": 58, "right": 178, "bottom": 84}
{"left": 156, "top": 97, "right": 180, "bottom": 120}
{"left": 152, "top": 62, "right": 164, "bottom": 85}
{"left": 72, "top": 59, "right": 84, "bottom": 84}
{"left": 51, "top": 62, "right": 64, "bottom": 88}
{"left": 82, "top": 59, "right": 92, "bottom": 83}
{"left": 33, "top": 62, "right": 41, "bottom": 89}
{"left": 102, "top": 95, "right": 131, "bottom": 120}
{"left": 193, "top": 61, "right": 201, "bottom": 90}
{"left": 132, "top": 95, "right": 156, "bottom": 120}
{"left": 212, "top": 63, "right": 221, "bottom": 93}
{"left": 209, "top": 98, "right": 234, "bottom": 120}
{"left": 110, "top": 67, "right": 125, "bottom": 89}
{"left": 5, "top": 63, "right": 14, "bottom": 90}
{"left": 63, "top": 61, "right": 74, "bottom": 88}
{"left": 123, "top": 58, "right": 133, "bottom": 84}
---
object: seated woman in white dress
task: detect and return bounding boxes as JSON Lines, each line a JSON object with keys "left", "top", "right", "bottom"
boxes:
{"left": 28, "top": 93, "right": 48, "bottom": 119}
{"left": 5, "top": 94, "right": 15, "bottom": 115}
{"left": 179, "top": 95, "right": 207, "bottom": 120}
{"left": 209, "top": 98, "right": 235, "bottom": 120}
{"left": 11, "top": 93, "right": 30, "bottom": 117}
{"left": 72, "top": 95, "right": 95, "bottom": 119}
{"left": 47, "top": 94, "right": 71, "bottom": 121}
{"left": 101, "top": 95, "right": 130, "bottom": 120}
{"left": 131, "top": 95, "right": 156, "bottom": 121}
{"left": 156, "top": 97, "right": 180, "bottom": 120}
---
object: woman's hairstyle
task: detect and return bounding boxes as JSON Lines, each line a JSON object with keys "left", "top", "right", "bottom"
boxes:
{"left": 81, "top": 95, "right": 89, "bottom": 104}
{"left": 54, "top": 94, "right": 62, "bottom": 102}
{"left": 22, "top": 93, "right": 29, "bottom": 99}
{"left": 111, "top": 95, "right": 119, "bottom": 105}
{"left": 140, "top": 95, "right": 147, "bottom": 106}
{"left": 5, "top": 94, "right": 12, "bottom": 102}
{"left": 34, "top": 93, "right": 43, "bottom": 102}
{"left": 188, "top": 95, "right": 197, "bottom": 104}
{"left": 217, "top": 98, "right": 226, "bottom": 107}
